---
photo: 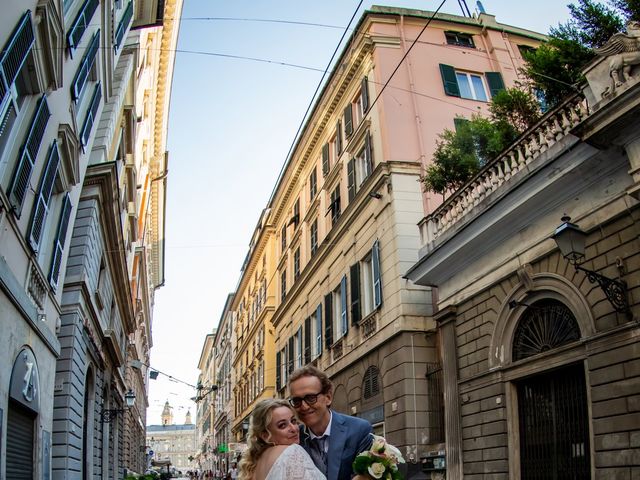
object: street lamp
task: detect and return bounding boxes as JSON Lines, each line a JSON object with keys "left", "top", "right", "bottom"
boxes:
{"left": 553, "top": 215, "right": 629, "bottom": 314}
{"left": 101, "top": 389, "right": 136, "bottom": 423}
{"left": 191, "top": 383, "right": 218, "bottom": 403}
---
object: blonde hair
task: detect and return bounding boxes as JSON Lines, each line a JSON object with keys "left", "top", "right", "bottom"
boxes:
{"left": 238, "top": 398, "right": 295, "bottom": 480}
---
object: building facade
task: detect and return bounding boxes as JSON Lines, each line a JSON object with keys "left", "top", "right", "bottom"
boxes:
{"left": 406, "top": 49, "right": 640, "bottom": 478}
{"left": 196, "top": 332, "right": 215, "bottom": 472}
{"left": 0, "top": 0, "right": 182, "bottom": 478}
{"left": 148, "top": 403, "right": 197, "bottom": 473}
{"left": 262, "top": 6, "right": 544, "bottom": 467}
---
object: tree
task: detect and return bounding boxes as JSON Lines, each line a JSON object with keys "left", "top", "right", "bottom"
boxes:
{"left": 489, "top": 88, "right": 542, "bottom": 133}
{"left": 608, "top": 0, "right": 640, "bottom": 21}
{"left": 422, "top": 116, "right": 518, "bottom": 197}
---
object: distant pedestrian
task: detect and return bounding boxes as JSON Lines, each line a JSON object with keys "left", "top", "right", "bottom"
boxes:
{"left": 228, "top": 462, "right": 238, "bottom": 480}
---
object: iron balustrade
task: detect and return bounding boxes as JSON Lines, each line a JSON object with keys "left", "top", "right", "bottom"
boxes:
{"left": 80, "top": 83, "right": 102, "bottom": 150}
{"left": 67, "top": 0, "right": 99, "bottom": 54}
{"left": 71, "top": 30, "right": 100, "bottom": 102}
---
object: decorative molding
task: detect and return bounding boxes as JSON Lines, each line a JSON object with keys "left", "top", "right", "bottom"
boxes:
{"left": 35, "top": 0, "right": 64, "bottom": 90}
{"left": 57, "top": 123, "right": 80, "bottom": 188}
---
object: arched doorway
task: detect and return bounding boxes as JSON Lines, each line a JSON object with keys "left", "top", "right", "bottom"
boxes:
{"left": 513, "top": 299, "right": 590, "bottom": 479}
{"left": 6, "top": 347, "right": 40, "bottom": 479}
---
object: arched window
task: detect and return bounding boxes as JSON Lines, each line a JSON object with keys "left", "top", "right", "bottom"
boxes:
{"left": 363, "top": 366, "right": 381, "bottom": 400}
{"left": 513, "top": 299, "right": 581, "bottom": 361}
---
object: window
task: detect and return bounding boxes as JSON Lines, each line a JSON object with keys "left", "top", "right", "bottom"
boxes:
{"left": 445, "top": 31, "right": 475, "bottom": 48}
{"left": 353, "top": 77, "right": 370, "bottom": 126}
{"left": 439, "top": 64, "right": 504, "bottom": 101}
{"left": 66, "top": 0, "right": 99, "bottom": 52}
{"left": 332, "top": 275, "right": 348, "bottom": 341}
{"left": 321, "top": 143, "right": 330, "bottom": 177}
{"left": 280, "top": 270, "right": 286, "bottom": 302}
{"left": 357, "top": 240, "right": 383, "bottom": 318}
{"left": 281, "top": 225, "right": 287, "bottom": 254}
{"left": 329, "top": 185, "right": 341, "bottom": 225}
{"left": 314, "top": 304, "right": 322, "bottom": 358}
{"left": 456, "top": 72, "right": 488, "bottom": 101}
{"left": 309, "top": 167, "right": 317, "bottom": 200}
{"left": 310, "top": 219, "right": 318, "bottom": 256}
{"left": 343, "top": 104, "right": 353, "bottom": 138}
{"left": 70, "top": 30, "right": 99, "bottom": 103}
{"left": 295, "top": 327, "right": 303, "bottom": 369}
{"left": 347, "top": 133, "right": 373, "bottom": 202}
{"left": 334, "top": 121, "right": 342, "bottom": 160}
{"left": 293, "top": 247, "right": 300, "bottom": 279}
{"left": 292, "top": 199, "right": 300, "bottom": 229}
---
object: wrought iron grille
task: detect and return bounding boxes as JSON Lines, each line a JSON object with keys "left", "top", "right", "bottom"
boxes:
{"left": 425, "top": 362, "right": 445, "bottom": 443}
{"left": 513, "top": 299, "right": 580, "bottom": 361}
{"left": 517, "top": 363, "right": 590, "bottom": 479}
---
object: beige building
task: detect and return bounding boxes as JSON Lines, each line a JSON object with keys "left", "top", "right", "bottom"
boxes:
{"left": 406, "top": 45, "right": 640, "bottom": 478}
{"left": 148, "top": 402, "right": 197, "bottom": 473}
{"left": 196, "top": 332, "right": 216, "bottom": 472}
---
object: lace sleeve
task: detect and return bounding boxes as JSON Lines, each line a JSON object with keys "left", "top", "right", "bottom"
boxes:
{"left": 280, "top": 444, "right": 326, "bottom": 480}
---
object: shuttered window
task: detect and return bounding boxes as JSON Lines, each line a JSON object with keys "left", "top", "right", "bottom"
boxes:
{"left": 440, "top": 64, "right": 504, "bottom": 100}
{"left": 439, "top": 64, "right": 460, "bottom": 97}
{"left": 321, "top": 143, "right": 330, "bottom": 176}
{"left": 49, "top": 193, "right": 72, "bottom": 289}
{"left": 8, "top": 95, "right": 50, "bottom": 215}
{"left": 275, "top": 351, "right": 281, "bottom": 390}
{"left": 0, "top": 12, "right": 35, "bottom": 106}
{"left": 347, "top": 159, "right": 356, "bottom": 202}
{"left": 363, "top": 366, "right": 381, "bottom": 400}
{"left": 335, "top": 120, "right": 342, "bottom": 156}
{"left": 114, "top": 1, "right": 133, "bottom": 52}
{"left": 361, "top": 76, "right": 370, "bottom": 112}
{"left": 324, "top": 293, "right": 333, "bottom": 347}
{"left": 372, "top": 239, "right": 382, "bottom": 309}
{"left": 350, "top": 263, "right": 361, "bottom": 325}
{"left": 67, "top": 0, "right": 99, "bottom": 53}
{"left": 304, "top": 316, "right": 312, "bottom": 364}
{"left": 485, "top": 71, "right": 506, "bottom": 97}
{"left": 340, "top": 275, "right": 348, "bottom": 336}
{"left": 28, "top": 141, "right": 60, "bottom": 251}
{"left": 315, "top": 303, "right": 323, "bottom": 357}
{"left": 71, "top": 29, "right": 100, "bottom": 102}
{"left": 344, "top": 104, "right": 353, "bottom": 137}
{"left": 80, "top": 82, "right": 102, "bottom": 149}
{"left": 288, "top": 336, "right": 294, "bottom": 374}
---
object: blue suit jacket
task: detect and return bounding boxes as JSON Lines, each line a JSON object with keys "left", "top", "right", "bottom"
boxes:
{"left": 300, "top": 410, "right": 373, "bottom": 480}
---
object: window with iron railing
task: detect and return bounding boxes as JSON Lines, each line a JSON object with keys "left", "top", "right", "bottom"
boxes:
{"left": 114, "top": 1, "right": 133, "bottom": 52}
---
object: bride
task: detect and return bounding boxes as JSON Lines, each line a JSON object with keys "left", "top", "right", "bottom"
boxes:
{"left": 238, "top": 398, "right": 325, "bottom": 480}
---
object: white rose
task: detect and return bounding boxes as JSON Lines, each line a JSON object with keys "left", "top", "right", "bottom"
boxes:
{"left": 368, "top": 462, "right": 386, "bottom": 479}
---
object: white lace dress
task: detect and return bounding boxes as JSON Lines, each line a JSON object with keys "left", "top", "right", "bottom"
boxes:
{"left": 264, "top": 444, "right": 326, "bottom": 480}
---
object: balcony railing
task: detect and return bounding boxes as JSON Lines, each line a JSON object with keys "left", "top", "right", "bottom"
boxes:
{"left": 419, "top": 94, "right": 588, "bottom": 248}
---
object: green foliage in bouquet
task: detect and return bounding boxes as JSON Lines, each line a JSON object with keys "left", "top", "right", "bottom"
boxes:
{"left": 352, "top": 434, "right": 405, "bottom": 480}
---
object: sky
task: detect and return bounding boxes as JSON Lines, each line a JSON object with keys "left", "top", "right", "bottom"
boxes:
{"left": 146, "top": 0, "right": 573, "bottom": 425}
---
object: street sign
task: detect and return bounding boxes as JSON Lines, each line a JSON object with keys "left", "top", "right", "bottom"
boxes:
{"left": 148, "top": 450, "right": 154, "bottom": 456}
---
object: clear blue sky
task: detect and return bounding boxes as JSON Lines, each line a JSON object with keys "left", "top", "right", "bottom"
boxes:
{"left": 147, "top": 0, "right": 572, "bottom": 425}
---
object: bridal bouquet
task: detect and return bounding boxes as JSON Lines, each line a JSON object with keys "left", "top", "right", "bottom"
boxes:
{"left": 352, "top": 434, "right": 405, "bottom": 480}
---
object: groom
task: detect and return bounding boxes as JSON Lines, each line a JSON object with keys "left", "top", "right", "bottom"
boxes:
{"left": 288, "top": 366, "right": 372, "bottom": 480}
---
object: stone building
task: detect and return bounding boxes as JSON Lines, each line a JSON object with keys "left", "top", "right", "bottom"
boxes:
{"left": 0, "top": 0, "right": 182, "bottom": 478}
{"left": 148, "top": 404, "right": 197, "bottom": 473}
{"left": 196, "top": 332, "right": 216, "bottom": 472}
{"left": 406, "top": 42, "right": 640, "bottom": 478}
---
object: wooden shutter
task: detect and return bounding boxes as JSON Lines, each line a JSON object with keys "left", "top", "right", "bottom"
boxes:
{"left": 343, "top": 104, "right": 353, "bottom": 137}
{"left": 322, "top": 143, "right": 330, "bottom": 176}
{"left": 316, "top": 303, "right": 323, "bottom": 355}
{"left": 288, "top": 336, "right": 294, "bottom": 373}
{"left": 336, "top": 120, "right": 342, "bottom": 155}
{"left": 364, "top": 132, "right": 373, "bottom": 177}
{"left": 350, "top": 263, "right": 361, "bottom": 325}
{"left": 485, "top": 71, "right": 505, "bottom": 97}
{"left": 276, "top": 351, "right": 281, "bottom": 390}
{"left": 372, "top": 239, "right": 382, "bottom": 308}
{"left": 439, "top": 64, "right": 460, "bottom": 97}
{"left": 9, "top": 96, "right": 50, "bottom": 215}
{"left": 340, "top": 275, "right": 348, "bottom": 336}
{"left": 362, "top": 76, "right": 370, "bottom": 112}
{"left": 324, "top": 293, "right": 333, "bottom": 348}
{"left": 304, "top": 316, "right": 311, "bottom": 364}
{"left": 1, "top": 12, "right": 35, "bottom": 100}
{"left": 28, "top": 142, "right": 60, "bottom": 251}
{"left": 347, "top": 159, "right": 356, "bottom": 202}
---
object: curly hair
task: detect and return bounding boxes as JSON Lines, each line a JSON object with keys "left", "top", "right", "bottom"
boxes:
{"left": 238, "top": 398, "right": 295, "bottom": 480}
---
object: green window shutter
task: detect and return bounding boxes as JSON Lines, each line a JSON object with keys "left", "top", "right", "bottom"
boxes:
{"left": 316, "top": 303, "right": 323, "bottom": 355}
{"left": 485, "top": 71, "right": 505, "bottom": 97}
{"left": 322, "top": 143, "right": 330, "bottom": 176}
{"left": 372, "top": 239, "right": 382, "bottom": 308}
{"left": 350, "top": 263, "right": 361, "bottom": 325}
{"left": 324, "top": 293, "right": 333, "bottom": 348}
{"left": 344, "top": 105, "right": 353, "bottom": 137}
{"left": 347, "top": 159, "right": 356, "bottom": 202}
{"left": 275, "top": 351, "right": 281, "bottom": 390}
{"left": 304, "top": 316, "right": 311, "bottom": 364}
{"left": 9, "top": 96, "right": 51, "bottom": 216}
{"left": 288, "top": 336, "right": 294, "bottom": 373}
{"left": 340, "top": 275, "right": 348, "bottom": 336}
{"left": 364, "top": 132, "right": 373, "bottom": 177}
{"left": 29, "top": 141, "right": 60, "bottom": 251}
{"left": 439, "top": 64, "right": 460, "bottom": 97}
{"left": 362, "top": 76, "right": 370, "bottom": 112}
{"left": 336, "top": 120, "right": 342, "bottom": 156}
{"left": 453, "top": 117, "right": 469, "bottom": 132}
{"left": 49, "top": 193, "right": 72, "bottom": 290}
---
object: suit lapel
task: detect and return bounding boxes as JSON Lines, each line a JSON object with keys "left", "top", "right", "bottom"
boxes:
{"left": 327, "top": 412, "right": 347, "bottom": 480}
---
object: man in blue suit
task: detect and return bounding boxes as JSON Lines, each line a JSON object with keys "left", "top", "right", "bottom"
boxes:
{"left": 288, "top": 366, "right": 373, "bottom": 480}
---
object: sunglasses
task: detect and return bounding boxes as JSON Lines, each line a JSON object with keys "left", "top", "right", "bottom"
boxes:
{"left": 288, "top": 391, "right": 324, "bottom": 408}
